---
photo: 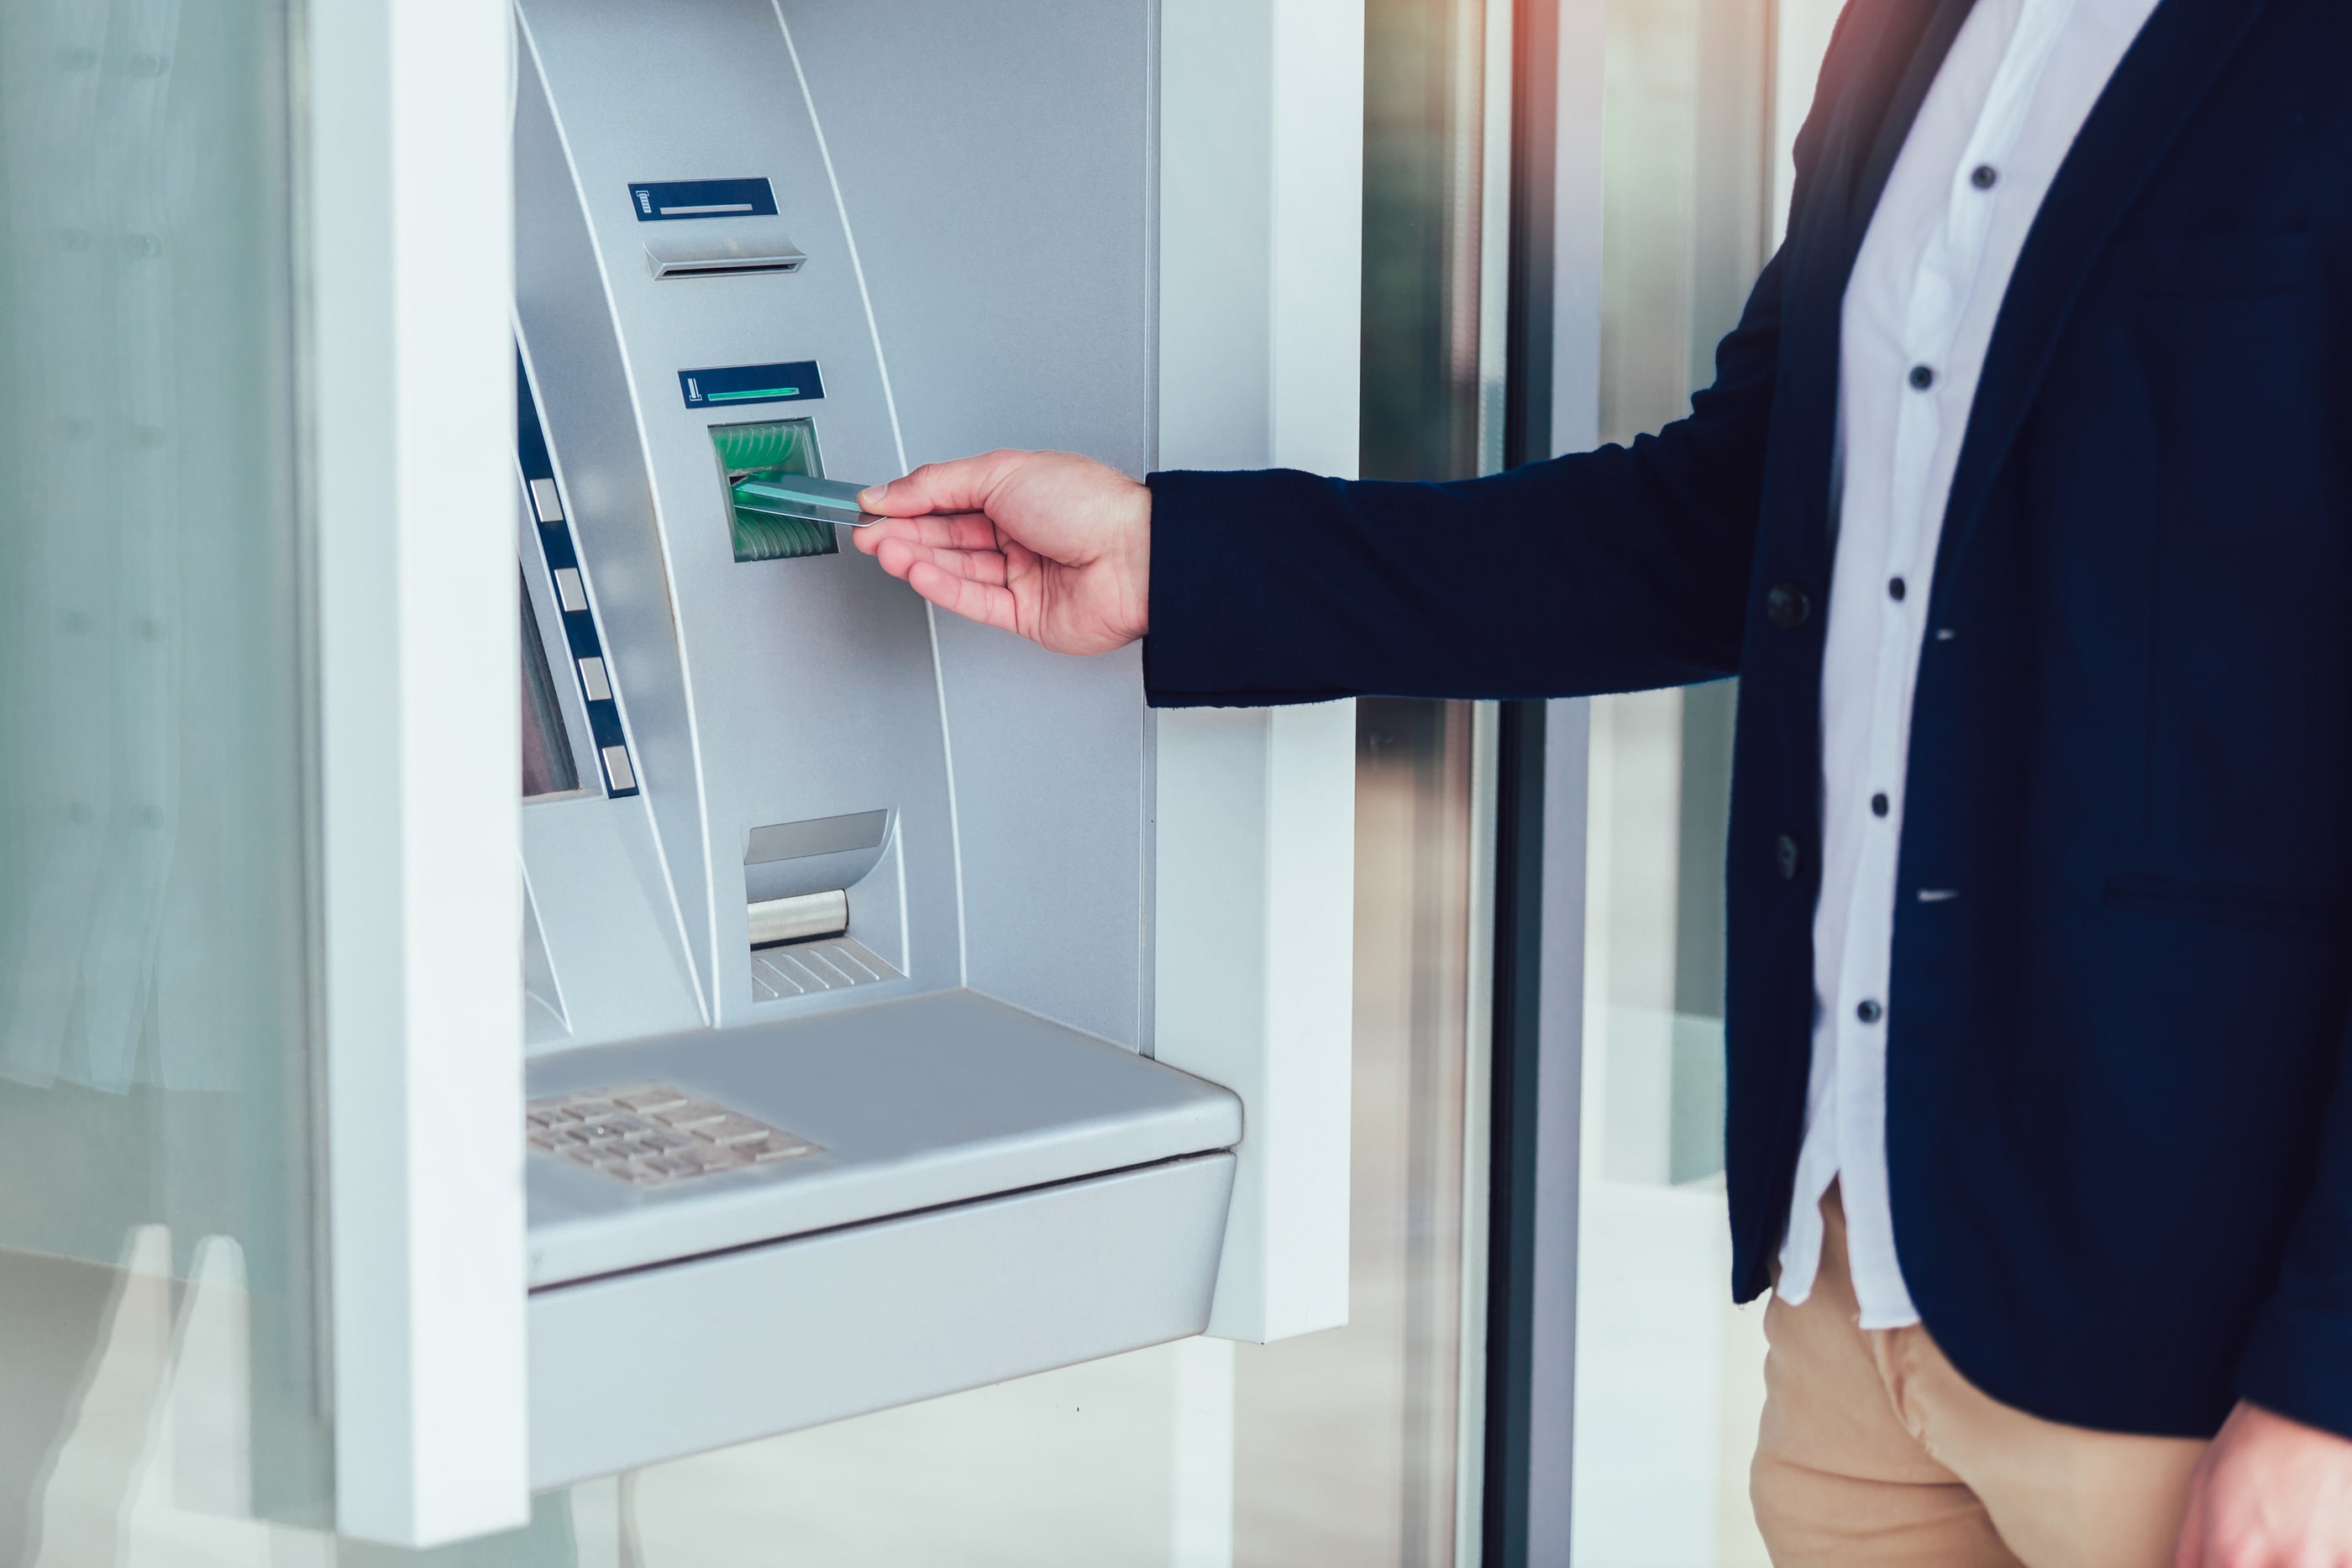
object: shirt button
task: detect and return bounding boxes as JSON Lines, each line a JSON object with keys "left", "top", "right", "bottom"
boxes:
{"left": 1766, "top": 584, "right": 1811, "bottom": 630}
{"left": 1970, "top": 164, "right": 1999, "bottom": 191}
{"left": 1888, "top": 576, "right": 1907, "bottom": 602}
{"left": 1856, "top": 999, "right": 1883, "bottom": 1024}
{"left": 1775, "top": 834, "right": 1802, "bottom": 881}
{"left": 1871, "top": 792, "right": 1889, "bottom": 817}
{"left": 1908, "top": 364, "right": 1936, "bottom": 391}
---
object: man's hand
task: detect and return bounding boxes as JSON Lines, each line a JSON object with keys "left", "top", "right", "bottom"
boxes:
{"left": 854, "top": 450, "right": 1150, "bottom": 655}
{"left": 2176, "top": 1402, "right": 2352, "bottom": 1567}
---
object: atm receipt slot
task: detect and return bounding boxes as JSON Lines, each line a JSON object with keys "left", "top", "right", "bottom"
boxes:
{"left": 643, "top": 219, "right": 806, "bottom": 279}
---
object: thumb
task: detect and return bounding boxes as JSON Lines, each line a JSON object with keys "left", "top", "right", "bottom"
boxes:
{"left": 858, "top": 451, "right": 1028, "bottom": 519}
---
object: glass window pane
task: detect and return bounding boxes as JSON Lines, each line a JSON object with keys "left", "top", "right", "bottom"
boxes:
{"left": 1232, "top": 700, "right": 1486, "bottom": 1567}
{"left": 0, "top": 0, "right": 332, "bottom": 1546}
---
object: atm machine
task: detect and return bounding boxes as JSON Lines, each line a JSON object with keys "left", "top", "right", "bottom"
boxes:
{"left": 494, "top": 0, "right": 1332, "bottom": 1502}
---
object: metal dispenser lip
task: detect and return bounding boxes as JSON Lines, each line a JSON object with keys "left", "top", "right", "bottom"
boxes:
{"left": 643, "top": 218, "right": 807, "bottom": 278}
{"left": 746, "top": 889, "right": 848, "bottom": 947}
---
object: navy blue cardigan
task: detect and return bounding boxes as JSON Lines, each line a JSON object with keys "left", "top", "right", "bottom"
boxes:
{"left": 1142, "top": 0, "right": 2352, "bottom": 1440}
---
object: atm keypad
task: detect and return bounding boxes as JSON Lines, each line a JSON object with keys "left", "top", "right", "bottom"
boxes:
{"left": 528, "top": 1082, "right": 819, "bottom": 1186}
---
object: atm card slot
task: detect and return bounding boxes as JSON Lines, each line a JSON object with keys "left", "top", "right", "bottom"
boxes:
{"left": 729, "top": 506, "right": 836, "bottom": 563}
{"left": 712, "top": 417, "right": 869, "bottom": 563}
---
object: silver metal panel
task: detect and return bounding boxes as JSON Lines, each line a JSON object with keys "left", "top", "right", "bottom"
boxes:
{"left": 745, "top": 841, "right": 888, "bottom": 905}
{"left": 522, "top": 874, "right": 570, "bottom": 1043}
{"left": 525, "top": 990, "right": 1241, "bottom": 1287}
{"left": 746, "top": 810, "right": 891, "bottom": 863}
{"left": 513, "top": 81, "right": 713, "bottom": 1011}
{"left": 528, "top": 1151, "right": 1235, "bottom": 1487}
{"left": 780, "top": 1, "right": 1158, "bottom": 1049}
{"left": 743, "top": 809, "right": 890, "bottom": 906}
{"left": 521, "top": 795, "right": 705, "bottom": 1055}
{"left": 518, "top": 0, "right": 964, "bottom": 1030}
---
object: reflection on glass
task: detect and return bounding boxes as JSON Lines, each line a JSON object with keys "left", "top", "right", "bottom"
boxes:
{"left": 541, "top": 1343, "right": 1231, "bottom": 1567}
{"left": 0, "top": 0, "right": 333, "bottom": 1552}
{"left": 1231, "top": 701, "right": 1488, "bottom": 1568}
{"left": 1573, "top": 2, "right": 1841, "bottom": 1563}
{"left": 1362, "top": 0, "right": 1492, "bottom": 483}
{"left": 1221, "top": 0, "right": 1508, "bottom": 1555}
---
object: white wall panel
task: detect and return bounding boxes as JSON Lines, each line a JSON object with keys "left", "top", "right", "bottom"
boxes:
{"left": 309, "top": 0, "right": 528, "bottom": 1544}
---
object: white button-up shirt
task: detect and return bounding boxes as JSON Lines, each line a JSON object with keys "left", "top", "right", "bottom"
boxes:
{"left": 1774, "top": 0, "right": 2163, "bottom": 1327}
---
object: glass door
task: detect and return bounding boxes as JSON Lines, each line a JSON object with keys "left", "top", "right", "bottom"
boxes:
{"left": 1568, "top": 1, "right": 1846, "bottom": 1562}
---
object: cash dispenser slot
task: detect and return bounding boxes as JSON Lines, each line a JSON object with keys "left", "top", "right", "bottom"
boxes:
{"left": 743, "top": 809, "right": 894, "bottom": 994}
{"left": 746, "top": 889, "right": 849, "bottom": 948}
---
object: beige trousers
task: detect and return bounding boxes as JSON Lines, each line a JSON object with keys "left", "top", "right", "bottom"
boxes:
{"left": 1751, "top": 1190, "right": 2207, "bottom": 1566}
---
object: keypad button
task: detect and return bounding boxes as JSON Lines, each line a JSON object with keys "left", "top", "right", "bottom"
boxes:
{"left": 527, "top": 1083, "right": 822, "bottom": 1188}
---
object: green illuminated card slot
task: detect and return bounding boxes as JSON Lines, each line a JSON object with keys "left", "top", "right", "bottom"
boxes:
{"left": 732, "top": 475, "right": 875, "bottom": 527}
{"left": 728, "top": 507, "right": 836, "bottom": 563}
{"left": 711, "top": 418, "right": 874, "bottom": 564}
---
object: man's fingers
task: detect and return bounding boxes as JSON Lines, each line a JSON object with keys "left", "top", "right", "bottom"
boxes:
{"left": 873, "top": 537, "right": 1007, "bottom": 587}
{"left": 853, "top": 513, "right": 1000, "bottom": 559}
{"left": 858, "top": 515, "right": 995, "bottom": 567}
{"left": 858, "top": 453, "right": 1028, "bottom": 519}
{"left": 902, "top": 512, "right": 999, "bottom": 551}
{"left": 905, "top": 558, "right": 1020, "bottom": 636}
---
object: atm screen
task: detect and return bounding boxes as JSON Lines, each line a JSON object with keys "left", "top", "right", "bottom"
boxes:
{"left": 522, "top": 576, "right": 579, "bottom": 798}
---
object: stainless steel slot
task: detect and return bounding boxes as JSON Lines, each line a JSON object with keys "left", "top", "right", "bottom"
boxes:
{"left": 655, "top": 258, "right": 806, "bottom": 277}
{"left": 748, "top": 889, "right": 850, "bottom": 949}
{"left": 643, "top": 222, "right": 808, "bottom": 280}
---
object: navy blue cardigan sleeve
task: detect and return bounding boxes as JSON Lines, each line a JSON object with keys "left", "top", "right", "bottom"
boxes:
{"left": 1141, "top": 248, "right": 1790, "bottom": 709}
